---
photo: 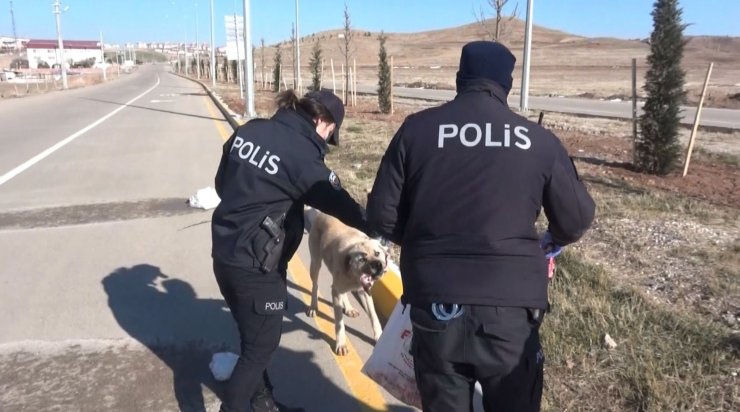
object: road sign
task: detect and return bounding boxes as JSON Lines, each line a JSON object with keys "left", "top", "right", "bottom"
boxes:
{"left": 224, "top": 15, "right": 245, "bottom": 61}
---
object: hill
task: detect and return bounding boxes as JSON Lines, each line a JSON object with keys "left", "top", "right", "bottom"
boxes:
{"left": 251, "top": 18, "right": 739, "bottom": 107}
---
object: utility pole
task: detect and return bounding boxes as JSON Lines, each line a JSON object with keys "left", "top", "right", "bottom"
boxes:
{"left": 210, "top": 0, "right": 216, "bottom": 87}
{"left": 52, "top": 0, "right": 68, "bottom": 89}
{"left": 242, "top": 0, "right": 256, "bottom": 118}
{"left": 100, "top": 31, "right": 106, "bottom": 81}
{"left": 233, "top": 12, "right": 243, "bottom": 98}
{"left": 195, "top": 2, "right": 201, "bottom": 79}
{"left": 295, "top": 0, "right": 301, "bottom": 93}
{"left": 519, "top": 0, "right": 533, "bottom": 112}
{"left": 183, "top": 15, "right": 189, "bottom": 75}
{"left": 10, "top": 0, "right": 18, "bottom": 51}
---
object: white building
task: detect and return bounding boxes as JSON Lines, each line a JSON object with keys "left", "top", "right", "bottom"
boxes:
{"left": 0, "top": 36, "right": 28, "bottom": 51}
{"left": 26, "top": 39, "right": 102, "bottom": 69}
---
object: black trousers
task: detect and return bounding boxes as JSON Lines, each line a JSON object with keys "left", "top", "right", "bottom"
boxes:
{"left": 214, "top": 261, "right": 288, "bottom": 412}
{"left": 409, "top": 304, "right": 545, "bottom": 412}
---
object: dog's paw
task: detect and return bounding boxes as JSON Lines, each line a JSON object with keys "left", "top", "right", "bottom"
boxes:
{"left": 343, "top": 308, "right": 360, "bottom": 318}
{"left": 306, "top": 308, "right": 317, "bottom": 317}
{"left": 334, "top": 344, "right": 350, "bottom": 356}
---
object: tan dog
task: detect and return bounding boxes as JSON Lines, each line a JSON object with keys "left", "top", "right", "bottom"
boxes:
{"left": 305, "top": 211, "right": 388, "bottom": 355}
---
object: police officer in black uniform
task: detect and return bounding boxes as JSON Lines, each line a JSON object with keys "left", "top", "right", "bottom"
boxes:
{"left": 212, "top": 89, "right": 370, "bottom": 412}
{"left": 367, "top": 41, "right": 596, "bottom": 411}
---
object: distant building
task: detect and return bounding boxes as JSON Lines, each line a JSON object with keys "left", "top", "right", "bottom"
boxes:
{"left": 0, "top": 36, "right": 28, "bottom": 51}
{"left": 26, "top": 39, "right": 102, "bottom": 69}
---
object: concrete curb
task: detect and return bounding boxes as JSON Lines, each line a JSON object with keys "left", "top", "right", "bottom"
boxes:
{"left": 371, "top": 262, "right": 404, "bottom": 322}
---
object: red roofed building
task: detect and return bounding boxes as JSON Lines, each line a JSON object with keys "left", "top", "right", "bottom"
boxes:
{"left": 26, "top": 39, "right": 103, "bottom": 69}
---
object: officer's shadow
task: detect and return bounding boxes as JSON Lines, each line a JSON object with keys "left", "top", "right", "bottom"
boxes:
{"left": 102, "top": 264, "right": 410, "bottom": 412}
{"left": 102, "top": 264, "right": 233, "bottom": 411}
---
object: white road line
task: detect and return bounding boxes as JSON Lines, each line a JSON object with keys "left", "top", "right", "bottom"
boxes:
{"left": 0, "top": 76, "right": 162, "bottom": 187}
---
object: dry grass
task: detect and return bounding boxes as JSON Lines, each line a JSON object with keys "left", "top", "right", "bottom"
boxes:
{"left": 541, "top": 251, "right": 738, "bottom": 411}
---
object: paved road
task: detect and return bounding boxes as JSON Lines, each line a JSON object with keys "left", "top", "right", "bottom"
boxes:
{"left": 354, "top": 84, "right": 740, "bottom": 130}
{"left": 0, "top": 65, "right": 412, "bottom": 411}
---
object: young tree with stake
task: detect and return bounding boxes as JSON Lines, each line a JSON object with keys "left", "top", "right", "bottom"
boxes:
{"left": 635, "top": 0, "right": 687, "bottom": 175}
{"left": 377, "top": 32, "right": 392, "bottom": 114}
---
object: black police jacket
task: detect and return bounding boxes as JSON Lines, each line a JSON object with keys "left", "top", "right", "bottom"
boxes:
{"left": 211, "top": 108, "right": 368, "bottom": 274}
{"left": 367, "top": 80, "right": 595, "bottom": 309}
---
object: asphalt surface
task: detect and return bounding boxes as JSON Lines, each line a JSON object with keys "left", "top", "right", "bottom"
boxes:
{"left": 354, "top": 84, "right": 740, "bottom": 130}
{"left": 0, "top": 65, "right": 415, "bottom": 411}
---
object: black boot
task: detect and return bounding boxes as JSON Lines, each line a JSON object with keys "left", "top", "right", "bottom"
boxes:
{"left": 250, "top": 372, "right": 305, "bottom": 412}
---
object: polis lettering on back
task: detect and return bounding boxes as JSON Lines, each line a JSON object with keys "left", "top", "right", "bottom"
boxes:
{"left": 230, "top": 135, "right": 282, "bottom": 175}
{"left": 438, "top": 123, "right": 531, "bottom": 150}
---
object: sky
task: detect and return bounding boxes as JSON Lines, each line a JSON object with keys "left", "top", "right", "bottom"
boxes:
{"left": 1, "top": 0, "right": 738, "bottom": 46}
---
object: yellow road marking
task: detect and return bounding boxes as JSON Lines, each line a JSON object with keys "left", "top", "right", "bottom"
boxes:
{"left": 288, "top": 258, "right": 388, "bottom": 412}
{"left": 204, "top": 96, "right": 232, "bottom": 141}
{"left": 205, "top": 94, "right": 389, "bottom": 411}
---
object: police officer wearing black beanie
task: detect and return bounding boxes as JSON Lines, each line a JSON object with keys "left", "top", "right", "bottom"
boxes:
{"left": 368, "top": 41, "right": 595, "bottom": 411}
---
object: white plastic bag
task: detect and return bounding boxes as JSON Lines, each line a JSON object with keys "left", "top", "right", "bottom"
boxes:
{"left": 187, "top": 186, "right": 221, "bottom": 210}
{"left": 362, "top": 300, "right": 422, "bottom": 409}
{"left": 209, "top": 351, "right": 239, "bottom": 381}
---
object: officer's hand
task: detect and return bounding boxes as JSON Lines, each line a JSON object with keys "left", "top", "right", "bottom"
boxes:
{"left": 374, "top": 236, "right": 390, "bottom": 248}
{"left": 540, "top": 231, "right": 563, "bottom": 259}
{"left": 367, "top": 229, "right": 390, "bottom": 248}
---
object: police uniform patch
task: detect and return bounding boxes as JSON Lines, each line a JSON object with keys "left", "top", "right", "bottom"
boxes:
{"left": 329, "top": 170, "right": 342, "bottom": 190}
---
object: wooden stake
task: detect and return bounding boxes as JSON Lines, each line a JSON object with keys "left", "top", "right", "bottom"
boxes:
{"left": 631, "top": 58, "right": 638, "bottom": 164}
{"left": 330, "top": 58, "right": 336, "bottom": 93}
{"left": 341, "top": 64, "right": 345, "bottom": 103}
{"left": 683, "top": 62, "right": 714, "bottom": 177}
{"left": 348, "top": 67, "right": 353, "bottom": 106}
{"left": 320, "top": 58, "right": 324, "bottom": 89}
{"left": 353, "top": 58, "right": 357, "bottom": 106}
{"left": 390, "top": 56, "right": 394, "bottom": 115}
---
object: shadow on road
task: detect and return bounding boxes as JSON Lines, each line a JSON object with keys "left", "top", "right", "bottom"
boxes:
{"left": 102, "top": 264, "right": 402, "bottom": 411}
{"left": 76, "top": 96, "right": 228, "bottom": 123}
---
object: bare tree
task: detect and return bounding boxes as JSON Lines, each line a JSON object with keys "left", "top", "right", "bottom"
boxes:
{"left": 475, "top": 0, "right": 519, "bottom": 42}
{"left": 289, "top": 24, "right": 297, "bottom": 89}
{"left": 260, "top": 38, "right": 266, "bottom": 88}
{"left": 309, "top": 40, "right": 323, "bottom": 91}
{"left": 339, "top": 3, "right": 355, "bottom": 105}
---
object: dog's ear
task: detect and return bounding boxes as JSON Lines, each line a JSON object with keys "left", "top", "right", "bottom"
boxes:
{"left": 346, "top": 251, "right": 366, "bottom": 271}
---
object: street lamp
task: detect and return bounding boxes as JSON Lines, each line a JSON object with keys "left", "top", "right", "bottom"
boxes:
{"left": 210, "top": 0, "right": 216, "bottom": 87}
{"left": 195, "top": 2, "right": 201, "bottom": 79}
{"left": 242, "top": 0, "right": 256, "bottom": 118}
{"left": 519, "top": 0, "right": 534, "bottom": 112}
{"left": 295, "top": 0, "right": 300, "bottom": 93}
{"left": 52, "top": 0, "right": 68, "bottom": 90}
